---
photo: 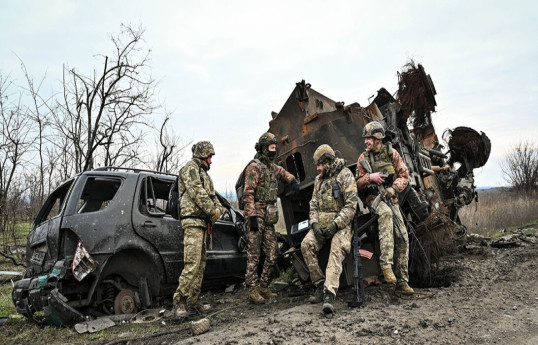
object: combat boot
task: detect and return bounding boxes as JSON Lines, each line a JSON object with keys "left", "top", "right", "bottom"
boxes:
{"left": 382, "top": 267, "right": 397, "bottom": 284}
{"left": 396, "top": 282, "right": 414, "bottom": 295}
{"left": 259, "top": 286, "right": 277, "bottom": 299}
{"left": 191, "top": 300, "right": 212, "bottom": 313}
{"left": 322, "top": 291, "right": 335, "bottom": 314}
{"left": 308, "top": 282, "right": 324, "bottom": 304}
{"left": 172, "top": 297, "right": 190, "bottom": 318}
{"left": 249, "top": 286, "right": 265, "bottom": 304}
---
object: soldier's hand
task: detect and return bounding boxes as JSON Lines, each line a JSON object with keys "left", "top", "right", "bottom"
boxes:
{"left": 326, "top": 222, "right": 338, "bottom": 238}
{"left": 369, "top": 172, "right": 387, "bottom": 185}
{"left": 249, "top": 217, "right": 259, "bottom": 232}
{"left": 311, "top": 222, "right": 324, "bottom": 242}
{"left": 210, "top": 207, "right": 222, "bottom": 225}
{"left": 291, "top": 179, "right": 300, "bottom": 196}
{"left": 384, "top": 187, "right": 396, "bottom": 199}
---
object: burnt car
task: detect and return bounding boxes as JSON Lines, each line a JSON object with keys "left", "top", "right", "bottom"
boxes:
{"left": 269, "top": 62, "right": 490, "bottom": 288}
{"left": 12, "top": 167, "right": 246, "bottom": 326}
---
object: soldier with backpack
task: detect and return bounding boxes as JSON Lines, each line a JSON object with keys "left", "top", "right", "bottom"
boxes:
{"left": 238, "top": 132, "right": 299, "bottom": 304}
{"left": 172, "top": 141, "right": 226, "bottom": 317}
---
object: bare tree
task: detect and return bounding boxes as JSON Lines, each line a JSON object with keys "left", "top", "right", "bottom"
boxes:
{"left": 500, "top": 140, "right": 538, "bottom": 193}
{"left": 151, "top": 113, "right": 190, "bottom": 173}
{"left": 0, "top": 74, "right": 34, "bottom": 249}
{"left": 52, "top": 24, "right": 156, "bottom": 172}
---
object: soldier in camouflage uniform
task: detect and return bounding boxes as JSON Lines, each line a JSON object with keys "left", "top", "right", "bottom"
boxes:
{"left": 173, "top": 141, "right": 226, "bottom": 317}
{"left": 356, "top": 121, "right": 414, "bottom": 295}
{"left": 301, "top": 144, "right": 358, "bottom": 315}
{"left": 243, "top": 132, "right": 299, "bottom": 304}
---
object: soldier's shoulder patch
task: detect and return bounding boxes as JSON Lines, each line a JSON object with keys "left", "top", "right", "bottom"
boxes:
{"left": 246, "top": 171, "right": 256, "bottom": 185}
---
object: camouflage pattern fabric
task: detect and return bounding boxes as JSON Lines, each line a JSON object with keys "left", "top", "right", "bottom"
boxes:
{"left": 356, "top": 145, "right": 409, "bottom": 205}
{"left": 243, "top": 153, "right": 295, "bottom": 287}
{"left": 302, "top": 158, "right": 358, "bottom": 295}
{"left": 301, "top": 227, "right": 352, "bottom": 294}
{"left": 173, "top": 225, "right": 207, "bottom": 306}
{"left": 245, "top": 217, "right": 278, "bottom": 288}
{"left": 173, "top": 157, "right": 221, "bottom": 307}
{"left": 178, "top": 158, "right": 222, "bottom": 228}
{"left": 356, "top": 145, "right": 410, "bottom": 283}
{"left": 192, "top": 141, "right": 215, "bottom": 159}
{"left": 375, "top": 201, "right": 409, "bottom": 283}
{"left": 243, "top": 154, "right": 295, "bottom": 219}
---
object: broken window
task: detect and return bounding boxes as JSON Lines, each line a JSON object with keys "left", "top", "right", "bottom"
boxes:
{"left": 76, "top": 177, "right": 122, "bottom": 213}
{"left": 36, "top": 180, "right": 74, "bottom": 225}
{"left": 139, "top": 176, "right": 173, "bottom": 217}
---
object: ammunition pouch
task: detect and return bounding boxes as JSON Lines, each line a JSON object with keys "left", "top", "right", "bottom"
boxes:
{"left": 265, "top": 204, "right": 279, "bottom": 225}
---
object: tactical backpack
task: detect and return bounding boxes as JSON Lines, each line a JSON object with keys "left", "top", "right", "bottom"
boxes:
{"left": 235, "top": 159, "right": 263, "bottom": 210}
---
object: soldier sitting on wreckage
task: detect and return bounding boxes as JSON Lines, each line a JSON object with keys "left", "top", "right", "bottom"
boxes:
{"left": 356, "top": 121, "right": 414, "bottom": 295}
{"left": 301, "top": 144, "right": 358, "bottom": 315}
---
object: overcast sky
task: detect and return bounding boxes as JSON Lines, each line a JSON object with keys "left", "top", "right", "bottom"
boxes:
{"left": 1, "top": 1, "right": 537, "bottom": 190}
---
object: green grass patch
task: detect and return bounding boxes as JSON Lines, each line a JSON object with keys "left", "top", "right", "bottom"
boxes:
{"left": 0, "top": 282, "right": 16, "bottom": 317}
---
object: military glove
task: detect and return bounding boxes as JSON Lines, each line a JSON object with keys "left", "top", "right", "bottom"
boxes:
{"left": 249, "top": 217, "right": 259, "bottom": 232}
{"left": 291, "top": 179, "right": 300, "bottom": 196}
{"left": 210, "top": 207, "right": 222, "bottom": 225}
{"left": 384, "top": 187, "right": 396, "bottom": 199}
{"left": 325, "top": 222, "right": 338, "bottom": 239}
{"left": 311, "top": 222, "right": 324, "bottom": 242}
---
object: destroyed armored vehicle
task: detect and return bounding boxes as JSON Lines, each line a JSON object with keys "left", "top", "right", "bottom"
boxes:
{"left": 12, "top": 167, "right": 246, "bottom": 326}
{"left": 270, "top": 62, "right": 491, "bottom": 287}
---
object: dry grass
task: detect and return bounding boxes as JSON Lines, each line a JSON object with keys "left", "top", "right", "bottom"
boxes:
{"left": 459, "top": 188, "right": 538, "bottom": 236}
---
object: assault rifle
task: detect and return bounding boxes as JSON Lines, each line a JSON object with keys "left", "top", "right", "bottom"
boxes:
{"left": 359, "top": 159, "right": 406, "bottom": 243}
{"left": 348, "top": 211, "right": 375, "bottom": 307}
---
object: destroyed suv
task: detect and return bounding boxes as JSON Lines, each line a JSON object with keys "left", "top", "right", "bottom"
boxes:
{"left": 12, "top": 167, "right": 247, "bottom": 326}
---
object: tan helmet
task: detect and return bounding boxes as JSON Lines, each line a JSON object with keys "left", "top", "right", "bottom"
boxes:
{"left": 313, "top": 144, "right": 335, "bottom": 165}
{"left": 363, "top": 121, "right": 385, "bottom": 139}
{"left": 255, "top": 132, "right": 278, "bottom": 151}
{"left": 192, "top": 141, "right": 215, "bottom": 159}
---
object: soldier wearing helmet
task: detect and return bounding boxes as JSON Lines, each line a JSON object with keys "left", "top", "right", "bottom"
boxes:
{"left": 301, "top": 144, "right": 358, "bottom": 316}
{"left": 356, "top": 121, "right": 414, "bottom": 295}
{"left": 243, "top": 132, "right": 299, "bottom": 304}
{"left": 173, "top": 141, "right": 225, "bottom": 317}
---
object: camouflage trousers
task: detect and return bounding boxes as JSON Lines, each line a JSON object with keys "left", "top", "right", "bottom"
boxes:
{"left": 245, "top": 217, "right": 278, "bottom": 288}
{"left": 374, "top": 200, "right": 409, "bottom": 283}
{"left": 300, "top": 227, "right": 352, "bottom": 295}
{"left": 173, "top": 225, "right": 207, "bottom": 306}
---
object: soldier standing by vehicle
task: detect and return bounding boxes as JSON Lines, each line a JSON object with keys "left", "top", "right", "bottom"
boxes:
{"left": 173, "top": 141, "right": 225, "bottom": 317}
{"left": 243, "top": 132, "right": 299, "bottom": 304}
{"left": 356, "top": 121, "right": 414, "bottom": 295}
{"left": 301, "top": 144, "right": 358, "bottom": 315}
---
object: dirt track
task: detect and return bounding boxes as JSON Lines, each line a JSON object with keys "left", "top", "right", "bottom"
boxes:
{"left": 117, "top": 226, "right": 537, "bottom": 345}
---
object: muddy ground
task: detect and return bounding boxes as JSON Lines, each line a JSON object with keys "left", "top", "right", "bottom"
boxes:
{"left": 2, "top": 226, "right": 537, "bottom": 345}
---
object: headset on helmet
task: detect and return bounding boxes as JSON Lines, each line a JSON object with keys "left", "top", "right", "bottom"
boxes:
{"left": 313, "top": 144, "right": 335, "bottom": 165}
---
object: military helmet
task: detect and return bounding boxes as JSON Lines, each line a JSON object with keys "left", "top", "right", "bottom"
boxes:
{"left": 255, "top": 132, "right": 278, "bottom": 151}
{"left": 192, "top": 141, "right": 215, "bottom": 159}
{"left": 363, "top": 121, "right": 385, "bottom": 139}
{"left": 313, "top": 144, "right": 335, "bottom": 165}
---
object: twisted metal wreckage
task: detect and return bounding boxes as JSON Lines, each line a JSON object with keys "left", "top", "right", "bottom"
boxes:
{"left": 12, "top": 62, "right": 490, "bottom": 326}
{"left": 271, "top": 62, "right": 490, "bottom": 291}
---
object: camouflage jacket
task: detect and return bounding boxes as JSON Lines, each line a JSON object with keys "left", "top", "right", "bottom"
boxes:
{"left": 309, "top": 158, "right": 358, "bottom": 230}
{"left": 178, "top": 158, "right": 222, "bottom": 228}
{"left": 243, "top": 154, "right": 295, "bottom": 219}
{"left": 356, "top": 144, "right": 409, "bottom": 205}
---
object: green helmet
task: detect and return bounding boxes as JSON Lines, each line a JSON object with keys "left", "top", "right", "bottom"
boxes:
{"left": 192, "top": 141, "right": 215, "bottom": 159}
{"left": 255, "top": 132, "right": 278, "bottom": 152}
{"left": 363, "top": 121, "right": 385, "bottom": 139}
{"left": 313, "top": 144, "right": 335, "bottom": 165}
